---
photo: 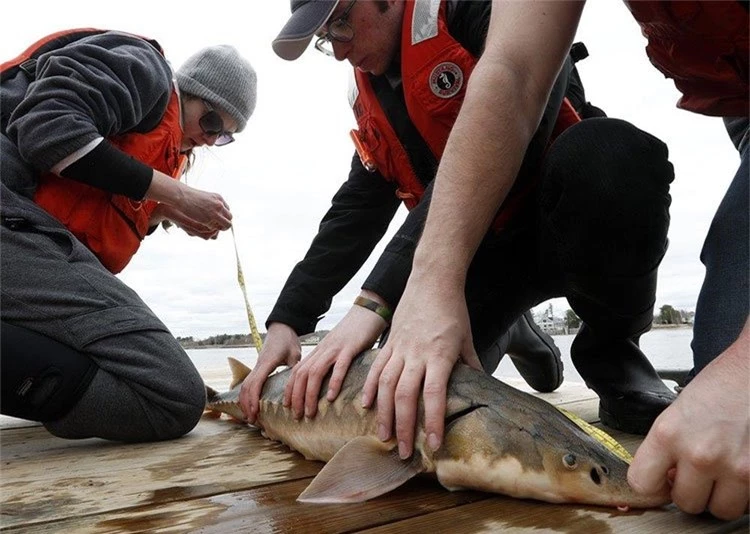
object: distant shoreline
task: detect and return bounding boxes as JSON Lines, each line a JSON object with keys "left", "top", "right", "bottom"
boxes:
{"left": 182, "top": 341, "right": 320, "bottom": 350}
{"left": 183, "top": 324, "right": 691, "bottom": 349}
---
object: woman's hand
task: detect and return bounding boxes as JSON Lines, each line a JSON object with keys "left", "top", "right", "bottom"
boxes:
{"left": 145, "top": 170, "right": 232, "bottom": 234}
{"left": 149, "top": 203, "right": 221, "bottom": 239}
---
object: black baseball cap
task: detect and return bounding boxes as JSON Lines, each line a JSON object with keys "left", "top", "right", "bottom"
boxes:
{"left": 273, "top": 0, "right": 340, "bottom": 61}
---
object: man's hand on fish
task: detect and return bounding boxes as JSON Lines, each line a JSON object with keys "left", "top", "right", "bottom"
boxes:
{"left": 239, "top": 322, "right": 302, "bottom": 424}
{"left": 362, "top": 277, "right": 482, "bottom": 459}
{"left": 628, "top": 319, "right": 750, "bottom": 520}
{"left": 284, "top": 293, "right": 389, "bottom": 420}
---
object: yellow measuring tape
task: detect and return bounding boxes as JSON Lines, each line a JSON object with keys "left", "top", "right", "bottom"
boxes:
{"left": 557, "top": 407, "right": 633, "bottom": 464}
{"left": 231, "top": 227, "right": 263, "bottom": 352}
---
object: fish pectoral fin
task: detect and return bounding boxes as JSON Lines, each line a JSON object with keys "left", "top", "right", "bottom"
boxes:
{"left": 297, "top": 436, "right": 424, "bottom": 504}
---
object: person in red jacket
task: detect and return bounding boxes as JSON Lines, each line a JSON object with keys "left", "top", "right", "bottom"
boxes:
{"left": 286, "top": 0, "right": 746, "bottom": 521}
{"left": 1, "top": 30, "right": 257, "bottom": 442}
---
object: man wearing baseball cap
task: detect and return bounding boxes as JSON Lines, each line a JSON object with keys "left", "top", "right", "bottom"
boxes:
{"left": 243, "top": 0, "right": 674, "bottom": 460}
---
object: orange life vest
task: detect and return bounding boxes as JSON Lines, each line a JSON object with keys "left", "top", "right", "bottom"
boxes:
{"left": 13, "top": 30, "right": 186, "bottom": 274}
{"left": 625, "top": 0, "right": 749, "bottom": 117}
{"left": 350, "top": 0, "right": 580, "bottom": 229}
{"left": 33, "top": 91, "right": 185, "bottom": 274}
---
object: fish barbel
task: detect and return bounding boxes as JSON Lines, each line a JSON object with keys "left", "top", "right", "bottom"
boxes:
{"left": 205, "top": 349, "right": 670, "bottom": 508}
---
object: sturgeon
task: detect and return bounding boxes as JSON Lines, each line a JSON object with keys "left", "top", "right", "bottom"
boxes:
{"left": 205, "top": 349, "right": 670, "bottom": 508}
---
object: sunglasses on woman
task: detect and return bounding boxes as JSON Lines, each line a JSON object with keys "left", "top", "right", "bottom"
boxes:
{"left": 199, "top": 100, "right": 235, "bottom": 146}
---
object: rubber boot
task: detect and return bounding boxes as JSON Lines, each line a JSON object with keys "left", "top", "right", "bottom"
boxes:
{"left": 569, "top": 269, "right": 676, "bottom": 435}
{"left": 572, "top": 325, "right": 675, "bottom": 435}
{"left": 505, "top": 311, "right": 564, "bottom": 393}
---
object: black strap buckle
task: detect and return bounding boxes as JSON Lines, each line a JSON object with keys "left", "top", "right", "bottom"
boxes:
{"left": 18, "top": 58, "right": 37, "bottom": 79}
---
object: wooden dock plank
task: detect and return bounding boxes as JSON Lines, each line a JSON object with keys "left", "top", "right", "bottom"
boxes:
{"left": 357, "top": 497, "right": 748, "bottom": 534}
{"left": 0, "top": 418, "right": 319, "bottom": 529}
{"left": 2, "top": 478, "right": 490, "bottom": 533}
{"left": 13, "top": 463, "right": 747, "bottom": 534}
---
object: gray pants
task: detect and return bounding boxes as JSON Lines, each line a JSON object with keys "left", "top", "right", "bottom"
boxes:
{"left": 1, "top": 183, "right": 205, "bottom": 441}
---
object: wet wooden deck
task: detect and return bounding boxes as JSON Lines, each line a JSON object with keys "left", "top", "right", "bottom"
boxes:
{"left": 1, "top": 364, "right": 747, "bottom": 533}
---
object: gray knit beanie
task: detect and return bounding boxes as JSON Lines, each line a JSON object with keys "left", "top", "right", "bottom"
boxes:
{"left": 176, "top": 45, "right": 257, "bottom": 132}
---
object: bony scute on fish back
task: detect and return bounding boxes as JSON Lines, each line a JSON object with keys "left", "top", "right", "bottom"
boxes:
{"left": 557, "top": 407, "right": 633, "bottom": 464}
{"left": 204, "top": 350, "right": 671, "bottom": 508}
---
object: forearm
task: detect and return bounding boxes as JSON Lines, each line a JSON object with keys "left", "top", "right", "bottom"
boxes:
{"left": 413, "top": 63, "right": 540, "bottom": 280}
{"left": 144, "top": 169, "right": 186, "bottom": 205}
{"left": 269, "top": 232, "right": 391, "bottom": 335}
{"left": 716, "top": 316, "right": 750, "bottom": 372}
{"left": 58, "top": 139, "right": 154, "bottom": 199}
{"left": 413, "top": 0, "right": 584, "bottom": 283}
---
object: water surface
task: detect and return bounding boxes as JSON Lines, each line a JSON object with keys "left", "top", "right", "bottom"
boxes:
{"left": 188, "top": 327, "right": 694, "bottom": 385}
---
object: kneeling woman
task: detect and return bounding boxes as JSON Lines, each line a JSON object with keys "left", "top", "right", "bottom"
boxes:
{"left": 0, "top": 30, "right": 256, "bottom": 442}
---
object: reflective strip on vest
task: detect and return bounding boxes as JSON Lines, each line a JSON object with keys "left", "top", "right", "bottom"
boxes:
{"left": 411, "top": 0, "right": 441, "bottom": 44}
{"left": 348, "top": 69, "right": 359, "bottom": 109}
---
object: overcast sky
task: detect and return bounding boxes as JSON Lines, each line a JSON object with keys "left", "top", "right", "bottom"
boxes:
{"left": 2, "top": 1, "right": 739, "bottom": 340}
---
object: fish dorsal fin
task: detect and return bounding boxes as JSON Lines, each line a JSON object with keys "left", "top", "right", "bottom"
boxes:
{"left": 227, "top": 357, "right": 252, "bottom": 389}
{"left": 297, "top": 436, "right": 424, "bottom": 503}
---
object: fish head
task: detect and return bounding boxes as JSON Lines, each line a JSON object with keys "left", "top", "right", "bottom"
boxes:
{"left": 435, "top": 401, "right": 671, "bottom": 509}
{"left": 532, "top": 413, "right": 671, "bottom": 509}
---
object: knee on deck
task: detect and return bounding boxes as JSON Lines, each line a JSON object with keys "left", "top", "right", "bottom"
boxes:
{"left": 538, "top": 118, "right": 673, "bottom": 274}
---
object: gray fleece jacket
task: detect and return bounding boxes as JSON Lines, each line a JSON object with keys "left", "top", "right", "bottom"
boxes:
{"left": 1, "top": 30, "right": 174, "bottom": 200}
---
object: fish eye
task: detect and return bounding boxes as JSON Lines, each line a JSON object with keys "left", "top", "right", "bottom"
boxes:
{"left": 590, "top": 468, "right": 602, "bottom": 485}
{"left": 600, "top": 465, "right": 609, "bottom": 475}
{"left": 562, "top": 453, "right": 577, "bottom": 470}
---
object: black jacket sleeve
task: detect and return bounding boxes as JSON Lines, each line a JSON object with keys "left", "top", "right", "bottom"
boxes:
{"left": 6, "top": 32, "right": 173, "bottom": 198}
{"left": 362, "top": 179, "right": 433, "bottom": 309}
{"left": 267, "top": 154, "right": 401, "bottom": 335}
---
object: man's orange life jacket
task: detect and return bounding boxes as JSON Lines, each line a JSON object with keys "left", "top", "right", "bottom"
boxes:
{"left": 2, "top": 28, "right": 185, "bottom": 274}
{"left": 349, "top": 0, "right": 580, "bottom": 230}
{"left": 626, "top": 0, "right": 749, "bottom": 117}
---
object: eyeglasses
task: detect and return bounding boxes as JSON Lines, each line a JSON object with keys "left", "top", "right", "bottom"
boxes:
{"left": 199, "top": 100, "right": 235, "bottom": 146}
{"left": 314, "top": 0, "right": 357, "bottom": 57}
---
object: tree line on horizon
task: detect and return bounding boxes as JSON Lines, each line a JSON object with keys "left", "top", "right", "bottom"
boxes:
{"left": 544, "top": 304, "right": 693, "bottom": 331}
{"left": 177, "top": 331, "right": 330, "bottom": 349}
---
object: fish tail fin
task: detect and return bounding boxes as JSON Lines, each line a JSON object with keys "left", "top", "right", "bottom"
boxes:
{"left": 204, "top": 385, "right": 223, "bottom": 416}
{"left": 205, "top": 385, "right": 220, "bottom": 401}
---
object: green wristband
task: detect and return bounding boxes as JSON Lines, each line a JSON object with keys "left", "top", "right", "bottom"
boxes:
{"left": 354, "top": 296, "right": 393, "bottom": 324}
